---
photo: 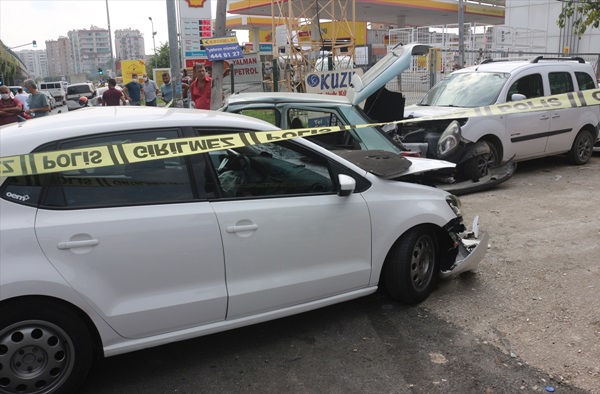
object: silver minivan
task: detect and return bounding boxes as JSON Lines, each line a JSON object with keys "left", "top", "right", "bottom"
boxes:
{"left": 66, "top": 82, "right": 95, "bottom": 102}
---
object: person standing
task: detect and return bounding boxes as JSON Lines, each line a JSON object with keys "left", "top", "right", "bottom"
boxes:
{"left": 142, "top": 73, "right": 159, "bottom": 106}
{"left": 0, "top": 85, "right": 23, "bottom": 126}
{"left": 181, "top": 68, "right": 192, "bottom": 108}
{"left": 123, "top": 74, "right": 143, "bottom": 106}
{"left": 14, "top": 88, "right": 29, "bottom": 110}
{"left": 160, "top": 72, "right": 174, "bottom": 104}
{"left": 190, "top": 63, "right": 212, "bottom": 110}
{"left": 23, "top": 79, "right": 50, "bottom": 118}
{"left": 102, "top": 79, "right": 127, "bottom": 106}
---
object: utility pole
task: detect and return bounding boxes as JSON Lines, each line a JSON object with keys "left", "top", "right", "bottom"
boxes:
{"left": 458, "top": 0, "right": 464, "bottom": 69}
{"left": 106, "top": 0, "right": 116, "bottom": 77}
{"left": 211, "top": 0, "right": 228, "bottom": 110}
{"left": 149, "top": 16, "right": 158, "bottom": 68}
{"left": 166, "top": 0, "right": 183, "bottom": 107}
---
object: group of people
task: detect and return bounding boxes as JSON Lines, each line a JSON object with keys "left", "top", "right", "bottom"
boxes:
{"left": 0, "top": 79, "right": 51, "bottom": 126}
{"left": 100, "top": 63, "right": 213, "bottom": 110}
{"left": 1, "top": 63, "right": 215, "bottom": 126}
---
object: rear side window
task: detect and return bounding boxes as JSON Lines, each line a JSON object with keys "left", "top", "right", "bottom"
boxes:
{"left": 41, "top": 130, "right": 198, "bottom": 208}
{"left": 575, "top": 72, "right": 595, "bottom": 91}
{"left": 549, "top": 72, "right": 575, "bottom": 95}
{"left": 1, "top": 175, "right": 47, "bottom": 207}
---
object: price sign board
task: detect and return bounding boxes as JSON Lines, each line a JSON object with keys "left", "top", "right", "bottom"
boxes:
{"left": 202, "top": 37, "right": 243, "bottom": 61}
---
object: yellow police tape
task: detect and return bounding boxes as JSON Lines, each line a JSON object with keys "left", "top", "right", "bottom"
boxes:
{"left": 2, "top": 88, "right": 600, "bottom": 178}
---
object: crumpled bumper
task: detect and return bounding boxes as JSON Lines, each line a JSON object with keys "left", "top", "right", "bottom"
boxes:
{"left": 438, "top": 158, "right": 517, "bottom": 196}
{"left": 440, "top": 215, "right": 489, "bottom": 278}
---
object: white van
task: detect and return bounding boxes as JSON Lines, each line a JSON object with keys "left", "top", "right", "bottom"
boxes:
{"left": 39, "top": 81, "right": 68, "bottom": 105}
{"left": 66, "top": 83, "right": 96, "bottom": 103}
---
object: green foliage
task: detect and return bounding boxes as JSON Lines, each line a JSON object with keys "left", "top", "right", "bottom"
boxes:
{"left": 147, "top": 42, "right": 172, "bottom": 77}
{"left": 557, "top": 1, "right": 600, "bottom": 38}
{"left": 0, "top": 44, "right": 20, "bottom": 85}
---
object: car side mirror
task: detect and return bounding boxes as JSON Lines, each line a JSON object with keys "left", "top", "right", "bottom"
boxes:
{"left": 511, "top": 93, "right": 526, "bottom": 102}
{"left": 337, "top": 174, "right": 356, "bottom": 196}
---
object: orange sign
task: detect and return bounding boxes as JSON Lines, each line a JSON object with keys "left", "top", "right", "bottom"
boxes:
{"left": 186, "top": 0, "right": 208, "bottom": 7}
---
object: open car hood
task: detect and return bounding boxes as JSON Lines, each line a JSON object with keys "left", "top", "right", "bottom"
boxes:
{"left": 347, "top": 43, "right": 431, "bottom": 106}
{"left": 335, "top": 150, "right": 455, "bottom": 179}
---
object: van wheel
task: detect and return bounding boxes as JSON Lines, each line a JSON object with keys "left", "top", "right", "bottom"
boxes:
{"left": 567, "top": 129, "right": 593, "bottom": 165}
{"left": 0, "top": 299, "right": 94, "bottom": 394}
{"left": 459, "top": 141, "right": 499, "bottom": 181}
{"left": 383, "top": 226, "right": 439, "bottom": 304}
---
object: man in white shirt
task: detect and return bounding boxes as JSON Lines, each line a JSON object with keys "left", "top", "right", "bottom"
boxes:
{"left": 142, "top": 74, "right": 159, "bottom": 106}
{"left": 14, "top": 88, "right": 29, "bottom": 110}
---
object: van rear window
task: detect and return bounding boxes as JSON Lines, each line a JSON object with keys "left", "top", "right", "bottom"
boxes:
{"left": 68, "top": 85, "right": 92, "bottom": 94}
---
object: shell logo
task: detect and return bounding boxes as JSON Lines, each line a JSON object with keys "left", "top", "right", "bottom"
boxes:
{"left": 186, "top": 0, "right": 208, "bottom": 7}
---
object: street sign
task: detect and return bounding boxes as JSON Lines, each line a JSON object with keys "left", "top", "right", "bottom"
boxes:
{"left": 202, "top": 37, "right": 243, "bottom": 61}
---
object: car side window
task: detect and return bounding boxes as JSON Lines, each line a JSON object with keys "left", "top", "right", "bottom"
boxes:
{"left": 41, "top": 130, "right": 197, "bottom": 208}
{"left": 575, "top": 72, "right": 595, "bottom": 91}
{"left": 507, "top": 74, "right": 544, "bottom": 101}
{"left": 549, "top": 72, "right": 575, "bottom": 95}
{"left": 1, "top": 175, "right": 48, "bottom": 207}
{"left": 287, "top": 109, "right": 360, "bottom": 150}
{"left": 209, "top": 141, "right": 334, "bottom": 198}
{"left": 236, "top": 109, "right": 279, "bottom": 127}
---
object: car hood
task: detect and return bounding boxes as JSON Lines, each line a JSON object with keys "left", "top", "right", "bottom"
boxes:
{"left": 403, "top": 104, "right": 462, "bottom": 119}
{"left": 335, "top": 150, "right": 455, "bottom": 179}
{"left": 347, "top": 43, "right": 431, "bottom": 106}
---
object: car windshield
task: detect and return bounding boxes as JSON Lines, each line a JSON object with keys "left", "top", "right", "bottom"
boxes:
{"left": 419, "top": 72, "right": 509, "bottom": 107}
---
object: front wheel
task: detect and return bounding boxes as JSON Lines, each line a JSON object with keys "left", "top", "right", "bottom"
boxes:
{"left": 0, "top": 299, "right": 94, "bottom": 394}
{"left": 383, "top": 226, "right": 439, "bottom": 304}
{"left": 459, "top": 141, "right": 499, "bottom": 181}
{"left": 567, "top": 129, "right": 594, "bottom": 165}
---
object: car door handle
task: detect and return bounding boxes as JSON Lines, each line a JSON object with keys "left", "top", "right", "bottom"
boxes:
{"left": 226, "top": 224, "right": 258, "bottom": 233}
{"left": 539, "top": 115, "right": 550, "bottom": 120}
{"left": 551, "top": 113, "right": 560, "bottom": 118}
{"left": 57, "top": 239, "right": 100, "bottom": 250}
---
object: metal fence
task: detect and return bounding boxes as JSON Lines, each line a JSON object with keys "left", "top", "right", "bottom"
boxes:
{"left": 383, "top": 49, "right": 600, "bottom": 106}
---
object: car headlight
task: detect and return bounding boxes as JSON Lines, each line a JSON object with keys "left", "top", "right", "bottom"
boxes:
{"left": 436, "top": 120, "right": 461, "bottom": 159}
{"left": 446, "top": 194, "right": 463, "bottom": 217}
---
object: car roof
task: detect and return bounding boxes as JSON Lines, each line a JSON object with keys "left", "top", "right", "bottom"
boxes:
{"left": 455, "top": 59, "right": 593, "bottom": 74}
{"left": 0, "top": 107, "right": 280, "bottom": 157}
{"left": 225, "top": 92, "right": 352, "bottom": 107}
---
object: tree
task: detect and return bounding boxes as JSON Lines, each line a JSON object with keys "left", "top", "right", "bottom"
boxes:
{"left": 147, "top": 42, "right": 171, "bottom": 74}
{"left": 557, "top": 1, "right": 600, "bottom": 38}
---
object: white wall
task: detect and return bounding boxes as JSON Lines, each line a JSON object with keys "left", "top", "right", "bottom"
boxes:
{"left": 506, "top": 0, "right": 600, "bottom": 53}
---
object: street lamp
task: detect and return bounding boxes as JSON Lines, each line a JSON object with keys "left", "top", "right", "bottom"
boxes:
{"left": 149, "top": 16, "right": 157, "bottom": 68}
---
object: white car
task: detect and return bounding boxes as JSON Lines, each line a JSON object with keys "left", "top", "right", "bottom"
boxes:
{"left": 403, "top": 56, "right": 599, "bottom": 179}
{"left": 0, "top": 107, "right": 488, "bottom": 393}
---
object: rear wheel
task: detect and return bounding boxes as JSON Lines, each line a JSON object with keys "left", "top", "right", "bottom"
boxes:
{"left": 383, "top": 226, "right": 439, "bottom": 304}
{"left": 0, "top": 299, "right": 94, "bottom": 394}
{"left": 567, "top": 129, "right": 594, "bottom": 165}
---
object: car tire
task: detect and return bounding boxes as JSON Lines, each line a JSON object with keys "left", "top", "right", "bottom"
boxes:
{"left": 460, "top": 141, "right": 499, "bottom": 181}
{"left": 0, "top": 299, "right": 94, "bottom": 394}
{"left": 567, "top": 129, "right": 594, "bottom": 165}
{"left": 383, "top": 226, "right": 439, "bottom": 304}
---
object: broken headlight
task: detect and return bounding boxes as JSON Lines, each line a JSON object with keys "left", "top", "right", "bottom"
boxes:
{"left": 436, "top": 120, "right": 461, "bottom": 159}
{"left": 445, "top": 194, "right": 463, "bottom": 217}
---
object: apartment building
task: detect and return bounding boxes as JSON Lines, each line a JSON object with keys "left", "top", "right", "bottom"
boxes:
{"left": 114, "top": 28, "right": 146, "bottom": 60}
{"left": 45, "top": 36, "right": 75, "bottom": 78}
{"left": 15, "top": 49, "right": 48, "bottom": 79}
{"left": 68, "top": 26, "right": 112, "bottom": 75}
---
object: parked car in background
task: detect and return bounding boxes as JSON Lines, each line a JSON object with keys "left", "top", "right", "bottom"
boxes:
{"left": 40, "top": 90, "right": 57, "bottom": 109}
{"left": 0, "top": 106, "right": 487, "bottom": 393}
{"left": 403, "top": 56, "right": 599, "bottom": 179}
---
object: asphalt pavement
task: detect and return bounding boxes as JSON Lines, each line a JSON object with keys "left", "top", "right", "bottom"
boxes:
{"left": 79, "top": 291, "right": 589, "bottom": 394}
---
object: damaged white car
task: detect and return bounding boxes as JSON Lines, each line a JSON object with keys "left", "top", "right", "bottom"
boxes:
{"left": 0, "top": 107, "right": 487, "bottom": 393}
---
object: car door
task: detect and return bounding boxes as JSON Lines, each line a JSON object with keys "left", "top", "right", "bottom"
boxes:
{"left": 34, "top": 129, "right": 228, "bottom": 339}
{"left": 544, "top": 68, "right": 578, "bottom": 154}
{"left": 204, "top": 136, "right": 373, "bottom": 320}
{"left": 504, "top": 72, "right": 550, "bottom": 159}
